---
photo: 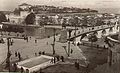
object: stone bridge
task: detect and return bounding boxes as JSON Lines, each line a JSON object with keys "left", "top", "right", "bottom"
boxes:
{"left": 68, "top": 23, "right": 119, "bottom": 44}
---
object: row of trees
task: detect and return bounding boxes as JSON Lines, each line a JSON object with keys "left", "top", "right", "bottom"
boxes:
{"left": 33, "top": 5, "right": 98, "bottom": 13}
{"left": 1, "top": 25, "right": 24, "bottom": 33}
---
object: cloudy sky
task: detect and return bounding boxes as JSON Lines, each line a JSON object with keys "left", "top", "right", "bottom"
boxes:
{"left": 0, "top": 0, "right": 120, "bottom": 11}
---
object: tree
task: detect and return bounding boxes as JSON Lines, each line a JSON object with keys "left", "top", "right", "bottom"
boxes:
{"left": 82, "top": 16, "right": 88, "bottom": 27}
{"left": 38, "top": 16, "right": 48, "bottom": 26}
{"left": 14, "top": 8, "right": 20, "bottom": 15}
{"left": 80, "top": 33, "right": 87, "bottom": 41}
{"left": 88, "top": 34, "right": 98, "bottom": 47}
{"left": 0, "top": 12, "right": 7, "bottom": 23}
{"left": 62, "top": 18, "right": 67, "bottom": 28}
{"left": 25, "top": 12, "right": 35, "bottom": 25}
{"left": 19, "top": 28, "right": 24, "bottom": 33}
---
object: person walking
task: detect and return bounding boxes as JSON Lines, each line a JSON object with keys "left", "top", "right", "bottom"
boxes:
{"left": 75, "top": 60, "right": 79, "bottom": 70}
{"left": 42, "top": 51, "right": 45, "bottom": 55}
{"left": 15, "top": 51, "right": 17, "bottom": 57}
{"left": 18, "top": 52, "right": 21, "bottom": 61}
{"left": 30, "top": 36, "right": 31, "bottom": 40}
{"left": 20, "top": 67, "right": 24, "bottom": 73}
{"left": 11, "top": 39, "right": 13, "bottom": 46}
{"left": 39, "top": 51, "right": 41, "bottom": 56}
{"left": 71, "top": 49, "right": 73, "bottom": 54}
{"left": 46, "top": 42, "right": 48, "bottom": 45}
{"left": 26, "top": 69, "right": 29, "bottom": 73}
{"left": 50, "top": 58, "right": 54, "bottom": 63}
{"left": 53, "top": 57, "right": 56, "bottom": 63}
{"left": 35, "top": 53, "right": 37, "bottom": 56}
{"left": 85, "top": 60, "right": 90, "bottom": 68}
{"left": 61, "top": 56, "right": 64, "bottom": 62}
{"left": 35, "top": 39, "right": 37, "bottom": 43}
{"left": 13, "top": 63, "right": 17, "bottom": 72}
{"left": 76, "top": 61, "right": 79, "bottom": 70}
{"left": 26, "top": 37, "right": 28, "bottom": 42}
{"left": 74, "top": 61, "right": 77, "bottom": 68}
{"left": 56, "top": 55, "right": 60, "bottom": 61}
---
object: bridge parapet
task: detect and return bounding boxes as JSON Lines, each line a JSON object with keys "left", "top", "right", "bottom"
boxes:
{"left": 69, "top": 24, "right": 116, "bottom": 40}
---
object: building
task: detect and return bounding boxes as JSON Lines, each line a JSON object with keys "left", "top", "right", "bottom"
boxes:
{"left": 19, "top": 3, "right": 32, "bottom": 10}
{"left": 6, "top": 3, "right": 33, "bottom": 24}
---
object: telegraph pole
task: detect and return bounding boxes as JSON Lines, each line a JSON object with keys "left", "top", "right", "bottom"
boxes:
{"left": 74, "top": 16, "right": 78, "bottom": 46}
{"left": 68, "top": 29, "right": 72, "bottom": 57}
{"left": 75, "top": 22, "right": 77, "bottom": 46}
{"left": 6, "top": 37, "right": 11, "bottom": 72}
{"left": 51, "top": 28, "right": 56, "bottom": 55}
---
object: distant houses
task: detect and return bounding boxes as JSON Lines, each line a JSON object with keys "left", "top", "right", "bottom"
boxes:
{"left": 1, "top": 3, "right": 117, "bottom": 27}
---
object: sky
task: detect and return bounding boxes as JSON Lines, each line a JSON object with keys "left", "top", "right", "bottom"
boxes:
{"left": 0, "top": 0, "right": 120, "bottom": 12}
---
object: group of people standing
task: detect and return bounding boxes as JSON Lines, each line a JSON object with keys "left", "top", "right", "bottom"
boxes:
{"left": 15, "top": 51, "right": 21, "bottom": 61}
{"left": 12, "top": 63, "right": 29, "bottom": 73}
{"left": 35, "top": 51, "right": 45, "bottom": 56}
{"left": 50, "top": 55, "right": 64, "bottom": 63}
{"left": 24, "top": 36, "right": 38, "bottom": 44}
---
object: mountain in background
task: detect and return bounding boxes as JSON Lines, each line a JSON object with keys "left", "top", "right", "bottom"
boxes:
{"left": 1, "top": 6, "right": 120, "bottom": 14}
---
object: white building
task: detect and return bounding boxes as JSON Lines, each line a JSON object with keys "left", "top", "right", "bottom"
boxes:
{"left": 19, "top": 3, "right": 32, "bottom": 10}
{"left": 7, "top": 3, "right": 33, "bottom": 24}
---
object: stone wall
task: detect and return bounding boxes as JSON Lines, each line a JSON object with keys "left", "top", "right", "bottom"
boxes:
{"left": 44, "top": 28, "right": 61, "bottom": 38}
{"left": 25, "top": 27, "right": 61, "bottom": 39}
{"left": 59, "top": 29, "right": 67, "bottom": 43}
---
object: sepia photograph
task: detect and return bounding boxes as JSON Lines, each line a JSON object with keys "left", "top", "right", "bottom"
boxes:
{"left": 0, "top": 0, "right": 120, "bottom": 73}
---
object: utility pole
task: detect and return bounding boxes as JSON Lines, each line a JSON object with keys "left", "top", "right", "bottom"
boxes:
{"left": 74, "top": 16, "right": 78, "bottom": 46}
{"left": 68, "top": 29, "right": 72, "bottom": 57}
{"left": 75, "top": 23, "right": 77, "bottom": 46}
{"left": 6, "top": 37, "right": 11, "bottom": 72}
{"left": 53, "top": 28, "right": 56, "bottom": 44}
{"left": 51, "top": 28, "right": 56, "bottom": 55}
{"left": 62, "top": 46, "right": 68, "bottom": 56}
